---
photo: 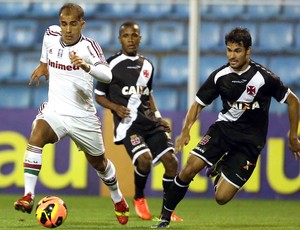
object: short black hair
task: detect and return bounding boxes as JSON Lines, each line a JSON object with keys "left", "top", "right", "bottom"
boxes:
{"left": 119, "top": 21, "right": 140, "bottom": 36}
{"left": 59, "top": 3, "right": 84, "bottom": 21}
{"left": 225, "top": 27, "right": 252, "bottom": 49}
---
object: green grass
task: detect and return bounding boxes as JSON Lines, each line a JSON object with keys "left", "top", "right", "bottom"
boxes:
{"left": 1, "top": 194, "right": 300, "bottom": 229}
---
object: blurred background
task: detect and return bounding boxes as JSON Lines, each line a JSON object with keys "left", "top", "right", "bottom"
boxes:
{"left": 0, "top": 0, "right": 300, "bottom": 198}
{"left": 0, "top": 0, "right": 300, "bottom": 113}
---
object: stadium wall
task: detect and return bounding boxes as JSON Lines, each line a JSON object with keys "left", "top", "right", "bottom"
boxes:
{"left": 0, "top": 109, "right": 299, "bottom": 200}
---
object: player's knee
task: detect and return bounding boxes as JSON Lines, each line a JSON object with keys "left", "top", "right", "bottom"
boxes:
{"left": 161, "top": 152, "right": 178, "bottom": 172}
{"left": 136, "top": 154, "right": 152, "bottom": 171}
{"left": 86, "top": 154, "right": 106, "bottom": 171}
{"left": 215, "top": 192, "right": 232, "bottom": 205}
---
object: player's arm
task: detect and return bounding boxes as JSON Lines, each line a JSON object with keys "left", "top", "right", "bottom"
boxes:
{"left": 175, "top": 101, "right": 204, "bottom": 153}
{"left": 29, "top": 61, "right": 49, "bottom": 87}
{"left": 149, "top": 92, "right": 171, "bottom": 132}
{"left": 95, "top": 93, "right": 130, "bottom": 119}
{"left": 70, "top": 52, "right": 112, "bottom": 83}
{"left": 285, "top": 91, "right": 300, "bottom": 159}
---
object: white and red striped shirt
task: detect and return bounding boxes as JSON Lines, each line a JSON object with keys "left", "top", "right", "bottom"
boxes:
{"left": 40, "top": 25, "right": 111, "bottom": 117}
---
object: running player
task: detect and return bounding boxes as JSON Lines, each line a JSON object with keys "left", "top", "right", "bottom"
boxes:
{"left": 13, "top": 3, "right": 129, "bottom": 225}
{"left": 152, "top": 27, "right": 300, "bottom": 228}
{"left": 94, "top": 21, "right": 182, "bottom": 221}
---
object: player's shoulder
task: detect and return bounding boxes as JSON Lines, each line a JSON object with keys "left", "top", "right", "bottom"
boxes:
{"left": 81, "top": 34, "right": 99, "bottom": 45}
{"left": 139, "top": 54, "right": 154, "bottom": 67}
{"left": 250, "top": 59, "right": 276, "bottom": 77}
{"left": 107, "top": 51, "right": 122, "bottom": 63}
{"left": 46, "top": 25, "right": 61, "bottom": 36}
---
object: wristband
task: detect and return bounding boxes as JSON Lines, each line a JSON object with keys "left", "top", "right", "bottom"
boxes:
{"left": 154, "top": 111, "right": 162, "bottom": 118}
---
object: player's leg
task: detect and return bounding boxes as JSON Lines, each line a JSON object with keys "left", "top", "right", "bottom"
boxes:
{"left": 14, "top": 105, "right": 60, "bottom": 214}
{"left": 149, "top": 132, "right": 182, "bottom": 221}
{"left": 214, "top": 176, "right": 239, "bottom": 205}
{"left": 121, "top": 131, "right": 153, "bottom": 220}
{"left": 159, "top": 151, "right": 183, "bottom": 221}
{"left": 151, "top": 154, "right": 206, "bottom": 228}
{"left": 133, "top": 152, "right": 153, "bottom": 220}
{"left": 71, "top": 115, "right": 129, "bottom": 225}
{"left": 214, "top": 145, "right": 258, "bottom": 205}
{"left": 84, "top": 153, "right": 129, "bottom": 225}
{"left": 152, "top": 125, "right": 225, "bottom": 228}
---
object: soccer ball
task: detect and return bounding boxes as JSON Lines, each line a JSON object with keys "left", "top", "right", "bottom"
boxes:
{"left": 35, "top": 196, "right": 68, "bottom": 228}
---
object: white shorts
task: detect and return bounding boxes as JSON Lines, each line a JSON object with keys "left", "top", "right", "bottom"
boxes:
{"left": 34, "top": 103, "right": 105, "bottom": 156}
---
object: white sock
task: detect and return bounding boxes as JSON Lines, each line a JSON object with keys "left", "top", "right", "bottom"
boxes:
{"left": 97, "top": 160, "right": 122, "bottom": 203}
{"left": 23, "top": 144, "right": 42, "bottom": 199}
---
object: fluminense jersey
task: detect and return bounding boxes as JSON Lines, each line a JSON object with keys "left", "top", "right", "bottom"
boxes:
{"left": 40, "top": 25, "right": 108, "bottom": 117}
{"left": 196, "top": 59, "right": 290, "bottom": 148}
{"left": 95, "top": 51, "right": 164, "bottom": 143}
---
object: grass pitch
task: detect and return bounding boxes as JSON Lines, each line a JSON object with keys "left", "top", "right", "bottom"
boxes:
{"left": 1, "top": 194, "right": 300, "bottom": 229}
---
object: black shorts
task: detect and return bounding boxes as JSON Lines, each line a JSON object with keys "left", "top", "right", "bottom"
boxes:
{"left": 191, "top": 123, "right": 260, "bottom": 188}
{"left": 121, "top": 129, "right": 174, "bottom": 166}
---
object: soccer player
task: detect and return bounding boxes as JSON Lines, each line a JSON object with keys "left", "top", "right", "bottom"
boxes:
{"left": 152, "top": 27, "right": 300, "bottom": 228}
{"left": 94, "top": 21, "right": 182, "bottom": 221}
{"left": 13, "top": 3, "right": 129, "bottom": 225}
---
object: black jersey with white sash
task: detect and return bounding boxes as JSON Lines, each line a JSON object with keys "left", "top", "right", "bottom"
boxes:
{"left": 196, "top": 60, "right": 290, "bottom": 149}
{"left": 95, "top": 51, "right": 164, "bottom": 143}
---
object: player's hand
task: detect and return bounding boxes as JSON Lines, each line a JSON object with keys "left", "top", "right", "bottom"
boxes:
{"left": 69, "top": 51, "right": 90, "bottom": 72}
{"left": 288, "top": 137, "right": 300, "bottom": 160}
{"left": 175, "top": 132, "right": 190, "bottom": 153}
{"left": 29, "top": 63, "right": 49, "bottom": 86}
{"left": 158, "top": 118, "right": 171, "bottom": 133}
{"left": 115, "top": 105, "right": 131, "bottom": 118}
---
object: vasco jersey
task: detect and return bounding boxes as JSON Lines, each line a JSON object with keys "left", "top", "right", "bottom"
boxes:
{"left": 40, "top": 25, "right": 108, "bottom": 117}
{"left": 196, "top": 59, "right": 290, "bottom": 148}
{"left": 95, "top": 51, "right": 164, "bottom": 143}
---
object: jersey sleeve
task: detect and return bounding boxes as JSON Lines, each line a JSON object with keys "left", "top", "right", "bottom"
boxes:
{"left": 82, "top": 37, "right": 109, "bottom": 67}
{"left": 94, "top": 80, "right": 109, "bottom": 96}
{"left": 265, "top": 71, "right": 289, "bottom": 103}
{"left": 196, "top": 72, "right": 219, "bottom": 106}
{"left": 40, "top": 25, "right": 61, "bottom": 64}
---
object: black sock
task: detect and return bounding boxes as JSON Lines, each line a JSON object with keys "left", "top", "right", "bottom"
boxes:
{"left": 161, "top": 174, "right": 174, "bottom": 215}
{"left": 161, "top": 175, "right": 190, "bottom": 221}
{"left": 134, "top": 167, "right": 149, "bottom": 199}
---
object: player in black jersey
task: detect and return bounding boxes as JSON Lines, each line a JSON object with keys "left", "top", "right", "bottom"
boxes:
{"left": 94, "top": 21, "right": 182, "bottom": 221}
{"left": 152, "top": 27, "right": 300, "bottom": 228}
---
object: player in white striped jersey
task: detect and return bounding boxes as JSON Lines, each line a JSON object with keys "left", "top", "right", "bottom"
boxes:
{"left": 14, "top": 3, "right": 129, "bottom": 225}
{"left": 153, "top": 27, "right": 300, "bottom": 228}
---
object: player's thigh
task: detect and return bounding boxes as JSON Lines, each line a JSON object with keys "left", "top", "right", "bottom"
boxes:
{"left": 179, "top": 154, "right": 207, "bottom": 182}
{"left": 191, "top": 124, "right": 228, "bottom": 166}
{"left": 31, "top": 104, "right": 67, "bottom": 145}
{"left": 146, "top": 131, "right": 175, "bottom": 165}
{"left": 121, "top": 131, "right": 151, "bottom": 166}
{"left": 69, "top": 115, "right": 105, "bottom": 157}
{"left": 215, "top": 176, "right": 239, "bottom": 205}
{"left": 222, "top": 149, "right": 257, "bottom": 189}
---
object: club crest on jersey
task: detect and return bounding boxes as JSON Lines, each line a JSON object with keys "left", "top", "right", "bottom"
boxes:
{"left": 247, "top": 85, "right": 256, "bottom": 96}
{"left": 57, "top": 49, "right": 63, "bottom": 58}
{"left": 143, "top": 70, "right": 150, "bottom": 78}
{"left": 199, "top": 135, "right": 211, "bottom": 145}
{"left": 130, "top": 135, "right": 141, "bottom": 146}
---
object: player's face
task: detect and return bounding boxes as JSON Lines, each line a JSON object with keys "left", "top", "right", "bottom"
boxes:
{"left": 59, "top": 9, "right": 85, "bottom": 46}
{"left": 226, "top": 42, "right": 251, "bottom": 71}
{"left": 118, "top": 25, "right": 141, "bottom": 56}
